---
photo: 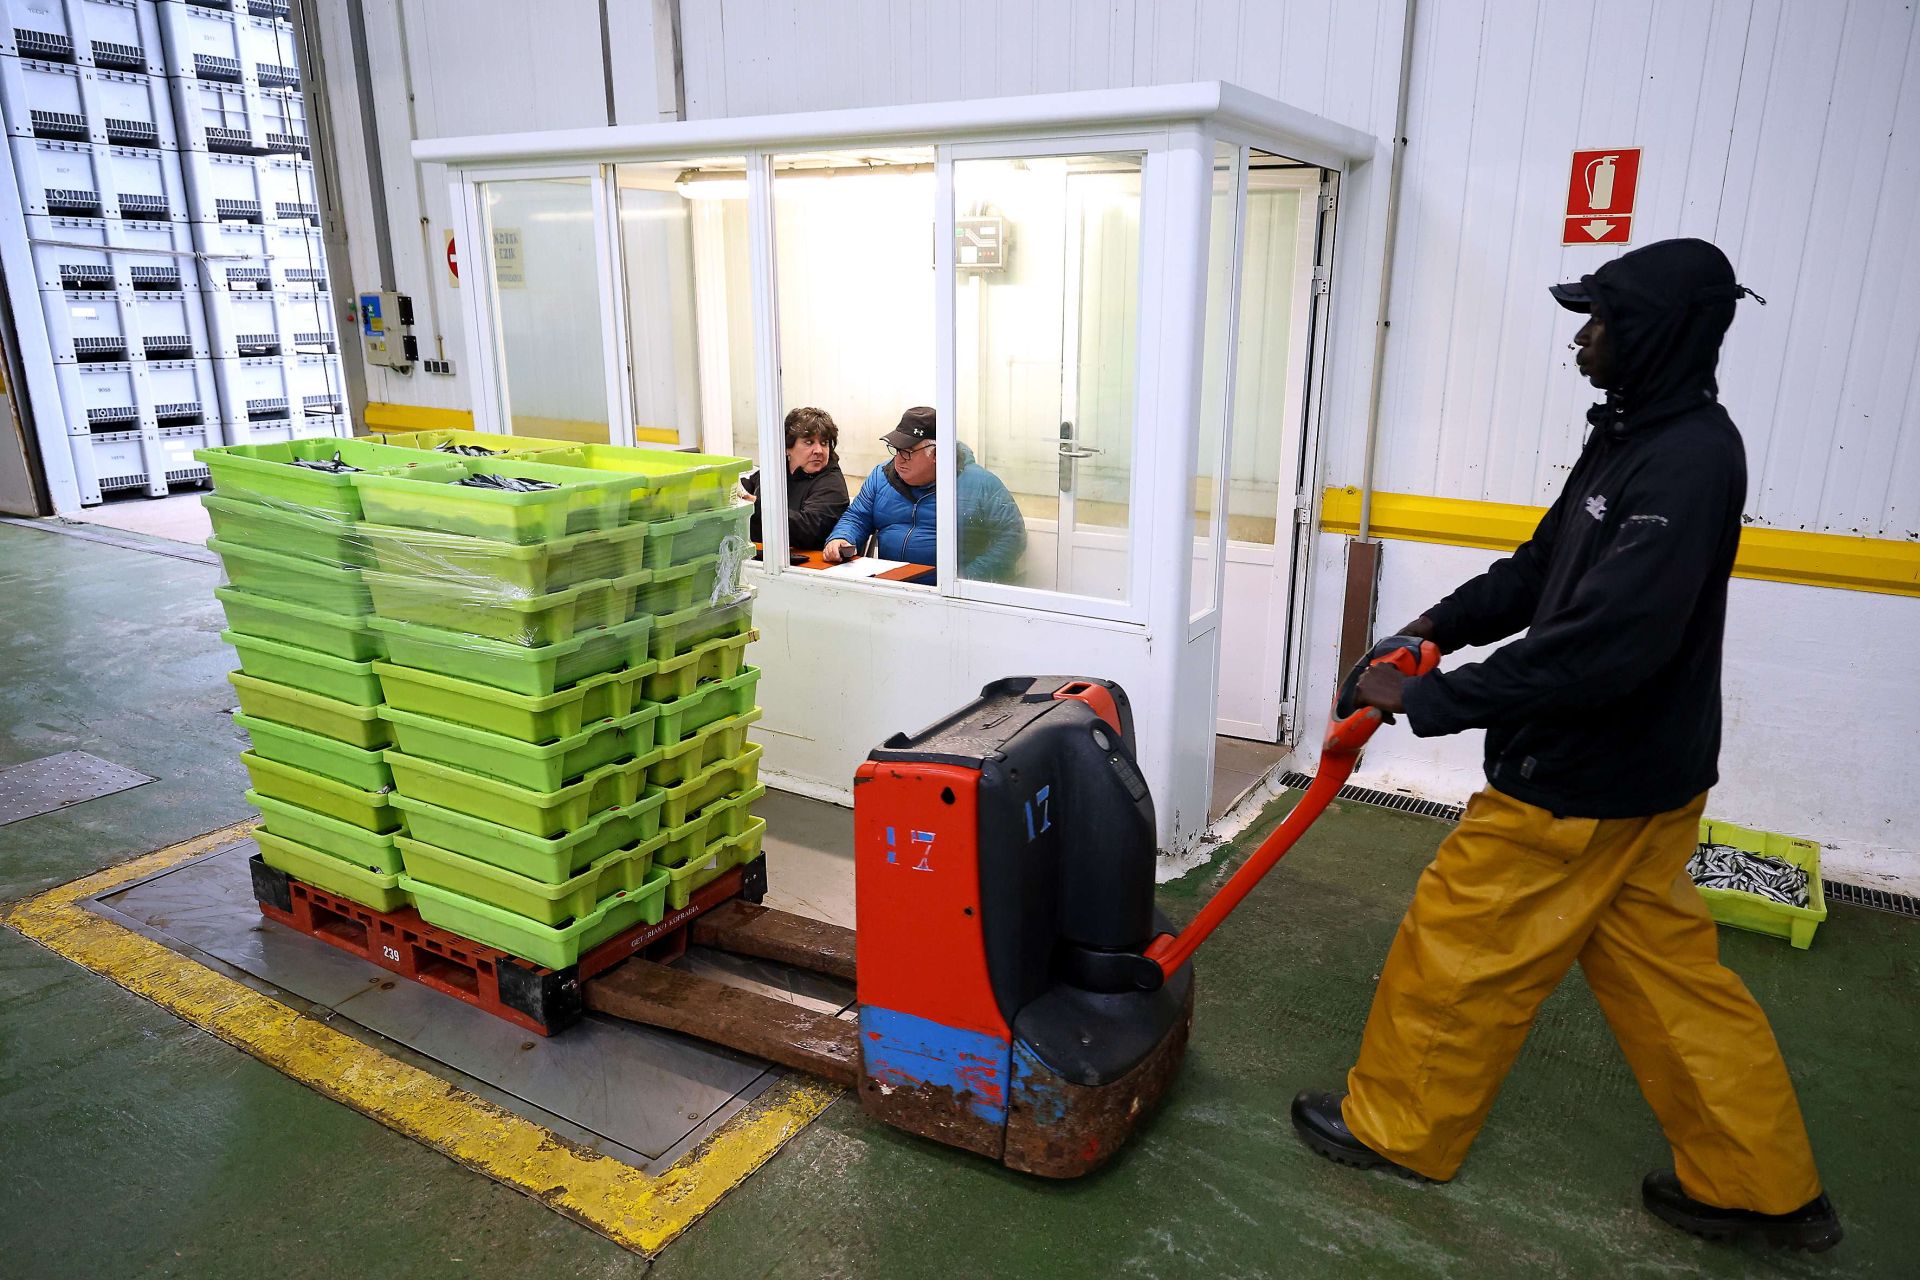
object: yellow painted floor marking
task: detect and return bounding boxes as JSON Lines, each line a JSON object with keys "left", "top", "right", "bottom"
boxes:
{"left": 1, "top": 820, "right": 840, "bottom": 1255}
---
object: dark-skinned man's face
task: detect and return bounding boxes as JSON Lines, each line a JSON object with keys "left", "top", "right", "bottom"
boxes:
{"left": 1575, "top": 315, "right": 1615, "bottom": 389}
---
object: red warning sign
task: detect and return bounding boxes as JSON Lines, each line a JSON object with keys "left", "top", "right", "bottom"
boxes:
{"left": 1563, "top": 148, "right": 1640, "bottom": 245}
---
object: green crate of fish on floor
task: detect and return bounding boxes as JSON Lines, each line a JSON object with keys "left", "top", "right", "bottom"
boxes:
{"left": 248, "top": 788, "right": 402, "bottom": 874}
{"left": 368, "top": 613, "right": 653, "bottom": 698}
{"left": 640, "top": 629, "right": 756, "bottom": 702}
{"left": 402, "top": 865, "right": 672, "bottom": 970}
{"left": 385, "top": 750, "right": 652, "bottom": 838}
{"left": 373, "top": 661, "right": 642, "bottom": 744}
{"left": 203, "top": 494, "right": 372, "bottom": 568}
{"left": 196, "top": 437, "right": 459, "bottom": 518}
{"left": 359, "top": 520, "right": 650, "bottom": 597}
{"left": 234, "top": 713, "right": 393, "bottom": 791}
{"left": 535, "top": 444, "right": 752, "bottom": 523}
{"left": 396, "top": 828, "right": 666, "bottom": 926}
{"left": 381, "top": 701, "right": 659, "bottom": 792}
{"left": 364, "top": 568, "right": 645, "bottom": 647}
{"left": 664, "top": 818, "right": 765, "bottom": 911}
{"left": 241, "top": 751, "right": 399, "bottom": 834}
{"left": 1691, "top": 817, "right": 1827, "bottom": 950}
{"left": 217, "top": 587, "right": 384, "bottom": 663}
{"left": 228, "top": 671, "right": 391, "bottom": 748}
{"left": 210, "top": 538, "right": 373, "bottom": 616}
{"left": 256, "top": 829, "right": 411, "bottom": 913}
{"left": 224, "top": 630, "right": 384, "bottom": 706}
{"left": 351, "top": 455, "right": 635, "bottom": 544}
{"left": 389, "top": 788, "right": 666, "bottom": 884}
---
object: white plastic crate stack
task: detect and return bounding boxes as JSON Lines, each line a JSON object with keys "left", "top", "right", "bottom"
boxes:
{"left": 160, "top": 0, "right": 341, "bottom": 447}
{"left": 0, "top": 0, "right": 345, "bottom": 504}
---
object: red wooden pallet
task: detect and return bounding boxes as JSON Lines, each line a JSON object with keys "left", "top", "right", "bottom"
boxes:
{"left": 248, "top": 852, "right": 765, "bottom": 1036}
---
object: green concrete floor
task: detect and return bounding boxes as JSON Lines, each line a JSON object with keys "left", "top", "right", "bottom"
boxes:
{"left": 1, "top": 518, "right": 1914, "bottom": 1278}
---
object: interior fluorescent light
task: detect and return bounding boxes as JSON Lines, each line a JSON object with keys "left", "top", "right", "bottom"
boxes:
{"left": 675, "top": 177, "right": 749, "bottom": 200}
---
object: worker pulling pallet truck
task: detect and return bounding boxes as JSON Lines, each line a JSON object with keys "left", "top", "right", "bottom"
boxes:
{"left": 586, "top": 635, "right": 1440, "bottom": 1176}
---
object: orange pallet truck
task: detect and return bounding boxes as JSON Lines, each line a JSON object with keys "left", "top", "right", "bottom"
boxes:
{"left": 587, "top": 637, "right": 1439, "bottom": 1176}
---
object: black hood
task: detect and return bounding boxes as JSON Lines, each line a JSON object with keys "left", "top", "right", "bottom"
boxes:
{"left": 1563, "top": 238, "right": 1756, "bottom": 435}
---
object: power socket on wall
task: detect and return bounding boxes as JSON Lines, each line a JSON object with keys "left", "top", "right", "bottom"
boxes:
{"left": 422, "top": 358, "right": 455, "bottom": 375}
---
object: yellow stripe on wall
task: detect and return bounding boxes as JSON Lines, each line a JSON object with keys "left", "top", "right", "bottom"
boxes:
{"left": 1321, "top": 487, "right": 1920, "bottom": 598}
{"left": 362, "top": 402, "right": 680, "bottom": 447}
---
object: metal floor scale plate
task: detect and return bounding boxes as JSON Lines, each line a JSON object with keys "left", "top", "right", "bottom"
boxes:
{"left": 89, "top": 839, "right": 855, "bottom": 1172}
{"left": 0, "top": 751, "right": 154, "bottom": 825}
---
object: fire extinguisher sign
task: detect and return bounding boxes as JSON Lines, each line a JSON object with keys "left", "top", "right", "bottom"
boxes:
{"left": 1563, "top": 148, "right": 1641, "bottom": 245}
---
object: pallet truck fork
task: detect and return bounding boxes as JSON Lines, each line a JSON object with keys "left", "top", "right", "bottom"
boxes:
{"left": 587, "top": 639, "right": 1439, "bottom": 1176}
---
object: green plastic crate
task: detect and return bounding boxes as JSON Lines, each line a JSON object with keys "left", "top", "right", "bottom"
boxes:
{"left": 351, "top": 456, "right": 635, "bottom": 544}
{"left": 640, "top": 629, "right": 756, "bottom": 702}
{"left": 657, "top": 743, "right": 762, "bottom": 828}
{"left": 247, "top": 788, "right": 401, "bottom": 873}
{"left": 647, "top": 594, "right": 754, "bottom": 661}
{"left": 652, "top": 667, "right": 760, "bottom": 747}
{"left": 641, "top": 505, "right": 752, "bottom": 571}
{"left": 256, "top": 829, "right": 410, "bottom": 913}
{"left": 385, "top": 750, "right": 650, "bottom": 838}
{"left": 368, "top": 613, "right": 653, "bottom": 698}
{"left": 358, "top": 521, "right": 650, "bottom": 596}
{"left": 241, "top": 751, "right": 398, "bottom": 833}
{"left": 655, "top": 784, "right": 765, "bottom": 867}
{"left": 224, "top": 630, "right": 384, "bottom": 706}
{"left": 228, "top": 671, "right": 391, "bottom": 749}
{"left": 631, "top": 555, "right": 725, "bottom": 618}
{"left": 664, "top": 818, "right": 764, "bottom": 911}
{"left": 388, "top": 788, "right": 666, "bottom": 883}
{"left": 372, "top": 661, "right": 637, "bottom": 744}
{"left": 396, "top": 829, "right": 665, "bottom": 926}
{"left": 209, "top": 537, "right": 372, "bottom": 615}
{"left": 216, "top": 587, "right": 383, "bottom": 662}
{"left": 403, "top": 866, "right": 672, "bottom": 969}
{"left": 646, "top": 709, "right": 761, "bottom": 789}
{"left": 535, "top": 444, "right": 752, "bottom": 523}
{"left": 203, "top": 494, "right": 370, "bottom": 567}
{"left": 365, "top": 428, "right": 578, "bottom": 455}
{"left": 234, "top": 713, "right": 393, "bottom": 791}
{"left": 381, "top": 702, "right": 659, "bottom": 792}
{"left": 1694, "top": 818, "right": 1828, "bottom": 950}
{"left": 363, "top": 568, "right": 641, "bottom": 646}
{"left": 196, "top": 437, "right": 458, "bottom": 518}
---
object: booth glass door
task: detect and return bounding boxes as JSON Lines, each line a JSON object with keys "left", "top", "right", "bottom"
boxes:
{"left": 1214, "top": 160, "right": 1327, "bottom": 742}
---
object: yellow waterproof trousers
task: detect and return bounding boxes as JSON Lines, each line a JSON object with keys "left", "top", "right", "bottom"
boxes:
{"left": 1343, "top": 786, "right": 1822, "bottom": 1213}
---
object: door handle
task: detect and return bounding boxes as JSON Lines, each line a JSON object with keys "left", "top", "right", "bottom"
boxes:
{"left": 1057, "top": 443, "right": 1101, "bottom": 459}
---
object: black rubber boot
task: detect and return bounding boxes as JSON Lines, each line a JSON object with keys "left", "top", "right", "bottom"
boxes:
{"left": 1290, "top": 1090, "right": 1428, "bottom": 1180}
{"left": 1642, "top": 1172, "right": 1843, "bottom": 1253}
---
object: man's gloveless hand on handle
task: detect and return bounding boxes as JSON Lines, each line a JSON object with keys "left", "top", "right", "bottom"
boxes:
{"left": 1354, "top": 616, "right": 1438, "bottom": 715}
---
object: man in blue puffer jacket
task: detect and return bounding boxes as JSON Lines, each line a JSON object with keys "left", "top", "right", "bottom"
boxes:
{"left": 822, "top": 407, "right": 1026, "bottom": 584}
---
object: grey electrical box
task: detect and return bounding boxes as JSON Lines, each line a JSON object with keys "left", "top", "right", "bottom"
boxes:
{"left": 358, "top": 291, "right": 416, "bottom": 369}
{"left": 956, "top": 216, "right": 1007, "bottom": 272}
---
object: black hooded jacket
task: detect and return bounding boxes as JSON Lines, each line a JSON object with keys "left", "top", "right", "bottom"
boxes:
{"left": 745, "top": 452, "right": 850, "bottom": 551}
{"left": 1400, "top": 239, "right": 1753, "bottom": 818}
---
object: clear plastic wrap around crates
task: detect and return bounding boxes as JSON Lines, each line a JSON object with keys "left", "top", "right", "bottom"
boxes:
{"left": 154, "top": 0, "right": 297, "bottom": 87}
{"left": 8, "top": 135, "right": 182, "bottom": 219}
{"left": 40, "top": 283, "right": 209, "bottom": 362}
{"left": 52, "top": 354, "right": 216, "bottom": 433}
{"left": 0, "top": 55, "right": 178, "bottom": 148}
{"left": 0, "top": 0, "right": 166, "bottom": 74}
{"left": 180, "top": 149, "right": 311, "bottom": 226}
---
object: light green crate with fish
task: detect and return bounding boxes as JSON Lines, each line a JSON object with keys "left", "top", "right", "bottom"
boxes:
{"left": 1691, "top": 817, "right": 1827, "bottom": 950}
{"left": 203, "top": 494, "right": 371, "bottom": 567}
{"left": 256, "top": 829, "right": 410, "bottom": 913}
{"left": 209, "top": 538, "right": 372, "bottom": 615}
{"left": 402, "top": 866, "right": 672, "bottom": 969}
{"left": 358, "top": 520, "right": 650, "bottom": 597}
{"left": 657, "top": 743, "right": 763, "bottom": 828}
{"left": 534, "top": 443, "right": 751, "bottom": 523}
{"left": 195, "top": 436, "right": 458, "bottom": 518}
{"left": 368, "top": 613, "right": 653, "bottom": 697}
{"left": 664, "top": 818, "right": 764, "bottom": 911}
{"left": 647, "top": 594, "right": 754, "bottom": 661}
{"left": 372, "top": 661, "right": 639, "bottom": 743}
{"left": 640, "top": 629, "right": 756, "bottom": 702}
{"left": 364, "top": 428, "right": 578, "bottom": 456}
{"left": 396, "top": 828, "right": 666, "bottom": 926}
{"left": 363, "top": 568, "right": 642, "bottom": 646}
{"left": 645, "top": 708, "right": 761, "bottom": 788}
{"left": 247, "top": 789, "right": 402, "bottom": 874}
{"left": 385, "top": 750, "right": 649, "bottom": 838}
{"left": 351, "top": 455, "right": 634, "bottom": 544}
{"left": 641, "top": 505, "right": 752, "bottom": 571}
{"left": 234, "top": 713, "right": 393, "bottom": 791}
{"left": 389, "top": 788, "right": 666, "bottom": 883}
{"left": 228, "top": 671, "right": 391, "bottom": 748}
{"left": 241, "top": 751, "right": 398, "bottom": 834}
{"left": 224, "top": 630, "right": 384, "bottom": 705}
{"left": 655, "top": 785, "right": 764, "bottom": 867}
{"left": 381, "top": 702, "right": 659, "bottom": 792}
{"left": 650, "top": 668, "right": 760, "bottom": 748}
{"left": 216, "top": 587, "right": 384, "bottom": 663}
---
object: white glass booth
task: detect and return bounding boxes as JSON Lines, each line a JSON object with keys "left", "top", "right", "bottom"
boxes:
{"left": 417, "top": 84, "right": 1374, "bottom": 857}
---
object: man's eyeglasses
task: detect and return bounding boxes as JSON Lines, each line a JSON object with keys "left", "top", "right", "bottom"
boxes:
{"left": 885, "top": 441, "right": 935, "bottom": 458}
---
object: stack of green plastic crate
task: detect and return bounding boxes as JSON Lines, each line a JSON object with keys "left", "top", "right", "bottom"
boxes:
{"left": 343, "top": 430, "right": 761, "bottom": 971}
{"left": 196, "top": 436, "right": 467, "bottom": 915}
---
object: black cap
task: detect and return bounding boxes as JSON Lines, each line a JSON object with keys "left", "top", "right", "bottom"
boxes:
{"left": 1549, "top": 278, "right": 1595, "bottom": 312}
{"left": 882, "top": 406, "right": 936, "bottom": 451}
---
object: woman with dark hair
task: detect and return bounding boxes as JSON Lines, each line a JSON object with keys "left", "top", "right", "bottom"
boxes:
{"left": 742, "top": 406, "right": 850, "bottom": 551}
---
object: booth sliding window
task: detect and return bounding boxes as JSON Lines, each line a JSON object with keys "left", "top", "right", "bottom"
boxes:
{"left": 478, "top": 176, "right": 612, "bottom": 443}
{"left": 1193, "top": 142, "right": 1241, "bottom": 621}
{"left": 953, "top": 152, "right": 1143, "bottom": 602}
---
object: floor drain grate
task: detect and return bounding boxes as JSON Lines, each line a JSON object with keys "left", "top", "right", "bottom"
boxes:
{"left": 1279, "top": 771, "right": 1917, "bottom": 921}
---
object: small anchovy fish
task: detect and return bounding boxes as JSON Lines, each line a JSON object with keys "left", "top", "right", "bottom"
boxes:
{"left": 433, "top": 443, "right": 501, "bottom": 455}
{"left": 286, "top": 452, "right": 361, "bottom": 474}
{"left": 1686, "top": 843, "right": 1810, "bottom": 908}
{"left": 455, "top": 473, "right": 559, "bottom": 492}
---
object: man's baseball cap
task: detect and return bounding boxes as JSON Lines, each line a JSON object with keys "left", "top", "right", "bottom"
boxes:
{"left": 1548, "top": 277, "right": 1595, "bottom": 312}
{"left": 882, "top": 406, "right": 936, "bottom": 451}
